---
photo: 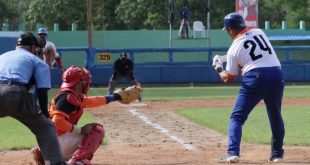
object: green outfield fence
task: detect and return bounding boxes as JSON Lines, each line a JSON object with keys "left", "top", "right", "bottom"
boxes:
{"left": 48, "top": 46, "right": 310, "bottom": 86}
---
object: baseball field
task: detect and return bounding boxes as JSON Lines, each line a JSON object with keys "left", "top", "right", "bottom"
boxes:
{"left": 0, "top": 85, "right": 310, "bottom": 164}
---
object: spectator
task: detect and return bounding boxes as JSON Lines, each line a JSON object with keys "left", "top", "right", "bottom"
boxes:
{"left": 178, "top": 6, "right": 191, "bottom": 39}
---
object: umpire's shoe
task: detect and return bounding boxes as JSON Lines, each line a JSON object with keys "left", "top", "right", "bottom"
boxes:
{"left": 31, "top": 147, "right": 45, "bottom": 165}
{"left": 218, "top": 154, "right": 240, "bottom": 163}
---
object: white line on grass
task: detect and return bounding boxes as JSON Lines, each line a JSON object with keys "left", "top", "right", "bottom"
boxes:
{"left": 128, "top": 108, "right": 194, "bottom": 150}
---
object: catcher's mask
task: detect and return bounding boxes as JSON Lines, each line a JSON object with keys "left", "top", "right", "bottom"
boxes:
{"left": 61, "top": 65, "right": 91, "bottom": 94}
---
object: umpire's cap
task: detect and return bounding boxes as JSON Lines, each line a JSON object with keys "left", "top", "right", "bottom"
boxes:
{"left": 222, "top": 12, "right": 246, "bottom": 31}
{"left": 17, "top": 32, "right": 39, "bottom": 47}
{"left": 38, "top": 27, "right": 48, "bottom": 35}
{"left": 120, "top": 52, "right": 127, "bottom": 58}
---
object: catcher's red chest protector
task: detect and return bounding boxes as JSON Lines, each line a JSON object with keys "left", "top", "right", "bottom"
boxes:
{"left": 49, "top": 88, "right": 84, "bottom": 125}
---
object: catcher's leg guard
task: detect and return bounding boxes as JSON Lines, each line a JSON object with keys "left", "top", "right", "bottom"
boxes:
{"left": 68, "top": 123, "right": 104, "bottom": 164}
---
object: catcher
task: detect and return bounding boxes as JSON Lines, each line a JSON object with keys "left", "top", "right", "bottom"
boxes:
{"left": 31, "top": 65, "right": 142, "bottom": 165}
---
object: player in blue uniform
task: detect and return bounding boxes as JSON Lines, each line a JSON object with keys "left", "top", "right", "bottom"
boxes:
{"left": 213, "top": 13, "right": 285, "bottom": 163}
{"left": 0, "top": 32, "right": 65, "bottom": 165}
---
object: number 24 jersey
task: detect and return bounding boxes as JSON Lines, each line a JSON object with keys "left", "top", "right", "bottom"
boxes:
{"left": 226, "top": 28, "right": 281, "bottom": 76}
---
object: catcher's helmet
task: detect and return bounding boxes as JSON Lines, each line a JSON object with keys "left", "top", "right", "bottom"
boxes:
{"left": 38, "top": 27, "right": 48, "bottom": 35}
{"left": 222, "top": 12, "right": 246, "bottom": 31}
{"left": 17, "top": 32, "right": 39, "bottom": 47}
{"left": 61, "top": 65, "right": 91, "bottom": 93}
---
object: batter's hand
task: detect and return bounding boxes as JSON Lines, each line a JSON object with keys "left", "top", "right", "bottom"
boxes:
{"left": 212, "top": 55, "right": 221, "bottom": 67}
{"left": 212, "top": 55, "right": 223, "bottom": 73}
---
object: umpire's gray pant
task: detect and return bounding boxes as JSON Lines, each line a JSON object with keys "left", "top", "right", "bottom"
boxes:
{"left": 0, "top": 84, "right": 64, "bottom": 164}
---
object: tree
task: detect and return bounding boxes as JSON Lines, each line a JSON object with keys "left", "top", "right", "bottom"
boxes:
{"left": 259, "top": 0, "right": 310, "bottom": 29}
{"left": 4, "top": 0, "right": 310, "bottom": 31}
{"left": 93, "top": 0, "right": 124, "bottom": 30}
{"left": 0, "top": 0, "right": 19, "bottom": 30}
{"left": 115, "top": 0, "right": 167, "bottom": 30}
{"left": 25, "top": 0, "right": 87, "bottom": 31}
{"left": 191, "top": 0, "right": 234, "bottom": 29}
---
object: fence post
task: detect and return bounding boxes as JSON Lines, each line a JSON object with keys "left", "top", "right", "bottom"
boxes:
{"left": 2, "top": 23, "right": 9, "bottom": 31}
{"left": 54, "top": 23, "right": 59, "bottom": 31}
{"left": 300, "top": 20, "right": 305, "bottom": 30}
{"left": 72, "top": 22, "right": 77, "bottom": 31}
{"left": 265, "top": 21, "right": 270, "bottom": 30}
{"left": 168, "top": 49, "right": 174, "bottom": 63}
{"left": 208, "top": 48, "right": 212, "bottom": 63}
{"left": 85, "top": 47, "right": 96, "bottom": 69}
{"left": 281, "top": 21, "right": 287, "bottom": 30}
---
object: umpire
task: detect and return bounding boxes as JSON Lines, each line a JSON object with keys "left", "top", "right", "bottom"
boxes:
{"left": 0, "top": 32, "right": 65, "bottom": 165}
{"left": 107, "top": 52, "right": 140, "bottom": 100}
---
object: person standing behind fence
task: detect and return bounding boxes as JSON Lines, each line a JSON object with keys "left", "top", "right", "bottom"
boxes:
{"left": 212, "top": 12, "right": 285, "bottom": 163}
{"left": 107, "top": 52, "right": 141, "bottom": 101}
{"left": 37, "top": 27, "right": 64, "bottom": 72}
{"left": 0, "top": 32, "right": 65, "bottom": 165}
{"left": 178, "top": 5, "right": 191, "bottom": 39}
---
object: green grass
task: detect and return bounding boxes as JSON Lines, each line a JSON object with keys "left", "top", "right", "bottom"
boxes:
{"left": 84, "top": 85, "right": 310, "bottom": 100}
{"left": 176, "top": 106, "right": 310, "bottom": 146}
{"left": 0, "top": 112, "right": 95, "bottom": 150}
{"left": 80, "top": 86, "right": 241, "bottom": 100}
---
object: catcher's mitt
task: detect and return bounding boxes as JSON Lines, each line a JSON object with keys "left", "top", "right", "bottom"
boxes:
{"left": 114, "top": 85, "right": 143, "bottom": 104}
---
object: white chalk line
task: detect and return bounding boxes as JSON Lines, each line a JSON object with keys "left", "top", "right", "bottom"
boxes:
{"left": 128, "top": 109, "right": 194, "bottom": 150}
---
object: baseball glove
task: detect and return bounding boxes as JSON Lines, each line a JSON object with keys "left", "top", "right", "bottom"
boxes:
{"left": 114, "top": 85, "right": 143, "bottom": 104}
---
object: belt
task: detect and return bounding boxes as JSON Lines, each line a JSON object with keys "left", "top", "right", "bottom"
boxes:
{"left": 0, "top": 80, "right": 29, "bottom": 89}
{"left": 249, "top": 66, "right": 281, "bottom": 72}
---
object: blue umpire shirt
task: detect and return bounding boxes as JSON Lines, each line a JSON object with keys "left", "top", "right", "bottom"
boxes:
{"left": 0, "top": 47, "right": 51, "bottom": 89}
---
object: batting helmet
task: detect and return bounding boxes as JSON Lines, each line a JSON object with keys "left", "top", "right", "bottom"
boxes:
{"left": 61, "top": 65, "right": 91, "bottom": 93}
{"left": 38, "top": 27, "right": 48, "bottom": 35}
{"left": 17, "top": 32, "right": 39, "bottom": 47}
{"left": 222, "top": 12, "right": 246, "bottom": 31}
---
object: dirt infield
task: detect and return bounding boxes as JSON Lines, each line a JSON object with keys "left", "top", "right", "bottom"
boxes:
{"left": 1, "top": 98, "right": 310, "bottom": 165}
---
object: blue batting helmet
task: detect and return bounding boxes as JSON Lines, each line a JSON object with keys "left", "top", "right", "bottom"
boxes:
{"left": 38, "top": 27, "right": 48, "bottom": 35}
{"left": 222, "top": 12, "right": 246, "bottom": 31}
